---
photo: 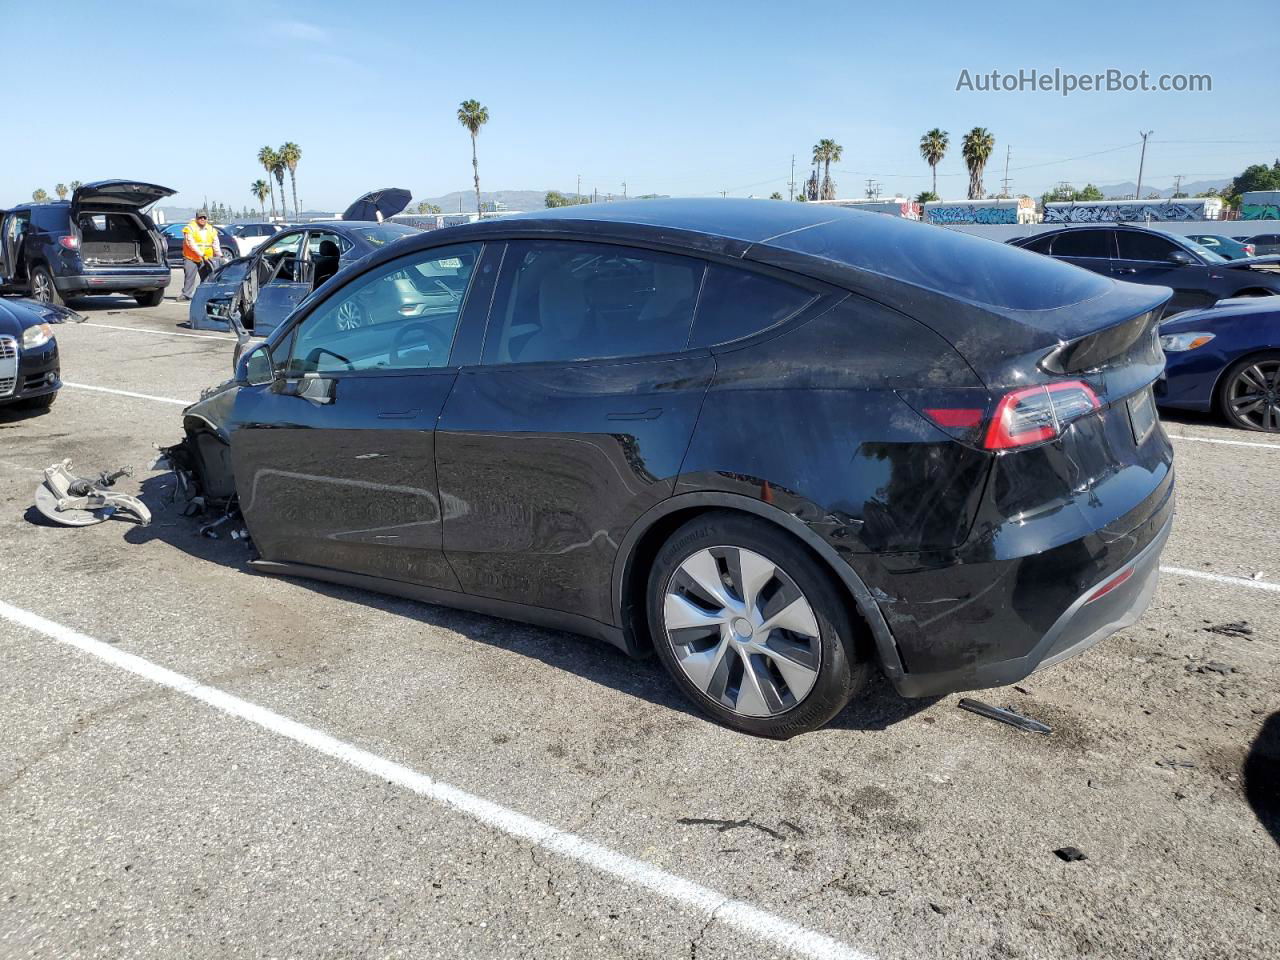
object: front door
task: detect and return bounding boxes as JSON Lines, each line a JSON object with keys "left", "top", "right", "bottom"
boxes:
{"left": 249, "top": 230, "right": 313, "bottom": 337}
{"left": 436, "top": 239, "right": 715, "bottom": 625}
{"left": 231, "top": 241, "right": 484, "bottom": 588}
{"left": 1114, "top": 231, "right": 1214, "bottom": 313}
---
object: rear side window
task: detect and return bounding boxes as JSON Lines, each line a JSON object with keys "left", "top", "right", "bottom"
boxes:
{"left": 1117, "top": 231, "right": 1180, "bottom": 262}
{"left": 1022, "top": 234, "right": 1055, "bottom": 254}
{"left": 1051, "top": 230, "right": 1111, "bottom": 259}
{"left": 688, "top": 265, "right": 815, "bottom": 347}
{"left": 31, "top": 207, "right": 69, "bottom": 231}
{"left": 484, "top": 240, "right": 704, "bottom": 364}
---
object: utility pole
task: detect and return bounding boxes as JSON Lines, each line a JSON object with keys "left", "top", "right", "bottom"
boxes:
{"left": 788, "top": 154, "right": 795, "bottom": 201}
{"left": 721, "top": 190, "right": 727, "bottom": 198}
{"left": 1172, "top": 173, "right": 1183, "bottom": 197}
{"left": 576, "top": 174, "right": 581, "bottom": 202}
{"left": 622, "top": 181, "right": 627, "bottom": 199}
{"left": 1135, "top": 131, "right": 1153, "bottom": 201}
{"left": 1000, "top": 145, "right": 1012, "bottom": 197}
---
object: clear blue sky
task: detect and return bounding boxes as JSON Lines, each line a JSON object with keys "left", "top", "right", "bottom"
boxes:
{"left": 4, "top": 0, "right": 1277, "bottom": 211}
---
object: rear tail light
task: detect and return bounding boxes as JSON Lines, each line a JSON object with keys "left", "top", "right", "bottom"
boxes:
{"left": 983, "top": 380, "right": 1099, "bottom": 450}
{"left": 57, "top": 235, "right": 79, "bottom": 250}
{"left": 1245, "top": 244, "right": 1256, "bottom": 257}
{"left": 1084, "top": 567, "right": 1134, "bottom": 604}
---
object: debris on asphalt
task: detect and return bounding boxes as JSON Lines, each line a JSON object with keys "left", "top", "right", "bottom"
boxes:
{"left": 958, "top": 697, "right": 1052, "bottom": 735}
{"left": 1186, "top": 661, "right": 1238, "bottom": 675}
{"left": 33, "top": 460, "right": 151, "bottom": 527}
{"left": 676, "top": 817, "right": 786, "bottom": 840}
{"left": 930, "top": 902, "right": 952, "bottom": 915}
{"left": 1202, "top": 621, "right": 1253, "bottom": 639}
{"left": 1053, "top": 846, "right": 1088, "bottom": 862}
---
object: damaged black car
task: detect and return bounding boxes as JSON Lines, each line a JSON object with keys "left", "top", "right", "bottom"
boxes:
{"left": 167, "top": 199, "right": 1176, "bottom": 737}
{"left": 0, "top": 297, "right": 67, "bottom": 410}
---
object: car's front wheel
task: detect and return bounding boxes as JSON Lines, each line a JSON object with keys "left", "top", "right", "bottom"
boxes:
{"left": 1219, "top": 351, "right": 1280, "bottom": 432}
{"left": 647, "top": 512, "right": 868, "bottom": 737}
{"left": 134, "top": 288, "right": 165, "bottom": 307}
{"left": 29, "top": 266, "right": 64, "bottom": 306}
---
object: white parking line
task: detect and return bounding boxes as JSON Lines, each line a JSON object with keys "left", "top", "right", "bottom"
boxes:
{"left": 1158, "top": 566, "right": 1280, "bottom": 594}
{"left": 62, "top": 382, "right": 191, "bottom": 406}
{"left": 79, "top": 322, "right": 236, "bottom": 342}
{"left": 1169, "top": 435, "right": 1280, "bottom": 451}
{"left": 0, "top": 598, "right": 874, "bottom": 960}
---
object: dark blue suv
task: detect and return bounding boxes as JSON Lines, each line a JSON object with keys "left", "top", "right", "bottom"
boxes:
{"left": 0, "top": 180, "right": 175, "bottom": 307}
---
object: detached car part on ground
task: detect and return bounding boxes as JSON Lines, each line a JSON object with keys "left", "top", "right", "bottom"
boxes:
{"left": 0, "top": 297, "right": 66, "bottom": 410}
{"left": 1157, "top": 296, "right": 1280, "bottom": 432}
{"left": 0, "top": 180, "right": 174, "bottom": 307}
{"left": 169, "top": 200, "right": 1176, "bottom": 737}
{"left": 189, "top": 188, "right": 418, "bottom": 338}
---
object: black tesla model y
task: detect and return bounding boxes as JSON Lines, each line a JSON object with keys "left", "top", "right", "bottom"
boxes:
{"left": 175, "top": 199, "right": 1175, "bottom": 737}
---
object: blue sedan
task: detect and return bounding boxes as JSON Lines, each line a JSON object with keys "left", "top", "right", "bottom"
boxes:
{"left": 1157, "top": 297, "right": 1280, "bottom": 432}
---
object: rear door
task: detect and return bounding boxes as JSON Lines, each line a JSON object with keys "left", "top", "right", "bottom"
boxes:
{"left": 1048, "top": 229, "right": 1114, "bottom": 277}
{"left": 1114, "top": 231, "right": 1212, "bottom": 313}
{"left": 436, "top": 238, "right": 715, "bottom": 625}
{"left": 231, "top": 241, "right": 486, "bottom": 587}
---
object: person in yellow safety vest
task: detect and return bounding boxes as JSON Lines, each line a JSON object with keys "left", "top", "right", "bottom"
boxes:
{"left": 178, "top": 211, "right": 222, "bottom": 301}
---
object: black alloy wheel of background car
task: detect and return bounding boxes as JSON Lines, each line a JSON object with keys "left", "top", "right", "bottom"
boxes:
{"left": 172, "top": 200, "right": 1176, "bottom": 737}
{"left": 1220, "top": 352, "right": 1280, "bottom": 432}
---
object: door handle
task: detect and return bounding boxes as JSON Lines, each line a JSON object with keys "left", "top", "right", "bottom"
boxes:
{"left": 1113, "top": 267, "right": 1137, "bottom": 274}
{"left": 606, "top": 408, "right": 663, "bottom": 421}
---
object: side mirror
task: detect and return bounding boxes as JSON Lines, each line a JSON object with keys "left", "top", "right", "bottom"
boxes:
{"left": 238, "top": 343, "right": 275, "bottom": 385}
{"left": 1166, "top": 250, "right": 1194, "bottom": 266}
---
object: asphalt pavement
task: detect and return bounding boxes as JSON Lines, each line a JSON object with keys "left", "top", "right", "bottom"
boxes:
{"left": 0, "top": 278, "right": 1276, "bottom": 959}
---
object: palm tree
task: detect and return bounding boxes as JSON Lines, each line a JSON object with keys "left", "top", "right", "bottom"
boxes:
{"left": 257, "top": 146, "right": 279, "bottom": 218}
{"left": 919, "top": 129, "right": 949, "bottom": 198}
{"left": 962, "top": 127, "right": 995, "bottom": 200}
{"left": 457, "top": 100, "right": 490, "bottom": 217}
{"left": 32, "top": 188, "right": 49, "bottom": 202}
{"left": 809, "top": 142, "right": 824, "bottom": 200}
{"left": 819, "top": 138, "right": 842, "bottom": 200}
{"left": 251, "top": 180, "right": 270, "bottom": 218}
{"left": 279, "top": 142, "right": 302, "bottom": 219}
{"left": 68, "top": 180, "right": 82, "bottom": 192}
{"left": 271, "top": 159, "right": 286, "bottom": 218}
{"left": 54, "top": 183, "right": 68, "bottom": 200}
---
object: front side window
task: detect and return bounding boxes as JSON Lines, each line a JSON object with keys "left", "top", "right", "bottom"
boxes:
{"left": 1051, "top": 230, "right": 1112, "bottom": 259}
{"left": 1116, "top": 231, "right": 1181, "bottom": 262}
{"left": 484, "top": 240, "right": 704, "bottom": 364}
{"left": 286, "top": 242, "right": 481, "bottom": 375}
{"left": 688, "top": 265, "right": 815, "bottom": 347}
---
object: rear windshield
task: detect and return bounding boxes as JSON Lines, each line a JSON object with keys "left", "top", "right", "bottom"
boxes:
{"left": 352, "top": 223, "right": 420, "bottom": 246}
{"left": 765, "top": 215, "right": 1113, "bottom": 311}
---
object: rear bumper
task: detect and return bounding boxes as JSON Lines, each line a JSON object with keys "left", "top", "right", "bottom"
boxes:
{"left": 55, "top": 269, "right": 170, "bottom": 295}
{"left": 879, "top": 466, "right": 1175, "bottom": 698}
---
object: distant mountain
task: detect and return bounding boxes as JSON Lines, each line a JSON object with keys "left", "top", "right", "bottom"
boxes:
{"left": 414, "top": 189, "right": 552, "bottom": 214}
{"left": 1093, "top": 179, "right": 1230, "bottom": 200}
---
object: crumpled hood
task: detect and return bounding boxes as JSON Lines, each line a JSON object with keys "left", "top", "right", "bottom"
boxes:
{"left": 0, "top": 297, "right": 79, "bottom": 337}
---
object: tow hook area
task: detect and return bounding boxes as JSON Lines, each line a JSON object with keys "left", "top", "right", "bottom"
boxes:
{"left": 34, "top": 460, "right": 152, "bottom": 526}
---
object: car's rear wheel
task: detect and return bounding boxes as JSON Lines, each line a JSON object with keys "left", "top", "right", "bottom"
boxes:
{"left": 134, "top": 288, "right": 165, "bottom": 307}
{"left": 29, "top": 266, "right": 63, "bottom": 306}
{"left": 1219, "top": 351, "right": 1280, "bottom": 432}
{"left": 647, "top": 512, "right": 868, "bottom": 737}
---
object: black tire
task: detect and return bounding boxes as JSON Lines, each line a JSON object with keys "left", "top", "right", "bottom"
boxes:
{"left": 646, "top": 511, "right": 869, "bottom": 738}
{"left": 29, "top": 266, "right": 64, "bottom": 306}
{"left": 134, "top": 288, "right": 165, "bottom": 307}
{"left": 15, "top": 391, "right": 57, "bottom": 411}
{"left": 1218, "top": 350, "right": 1280, "bottom": 433}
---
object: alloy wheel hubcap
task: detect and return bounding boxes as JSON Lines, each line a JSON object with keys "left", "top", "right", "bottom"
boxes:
{"left": 663, "top": 546, "right": 821, "bottom": 718}
{"left": 33, "top": 275, "right": 51, "bottom": 302}
{"left": 1229, "top": 360, "right": 1280, "bottom": 431}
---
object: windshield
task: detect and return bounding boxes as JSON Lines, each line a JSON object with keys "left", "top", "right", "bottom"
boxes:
{"left": 353, "top": 223, "right": 421, "bottom": 246}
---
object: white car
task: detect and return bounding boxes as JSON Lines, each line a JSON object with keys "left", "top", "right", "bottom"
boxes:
{"left": 226, "top": 222, "right": 287, "bottom": 258}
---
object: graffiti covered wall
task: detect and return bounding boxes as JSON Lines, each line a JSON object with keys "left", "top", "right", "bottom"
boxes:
{"left": 924, "top": 204, "right": 1018, "bottom": 225}
{"left": 1044, "top": 200, "right": 1217, "bottom": 223}
{"left": 1243, "top": 204, "right": 1280, "bottom": 221}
